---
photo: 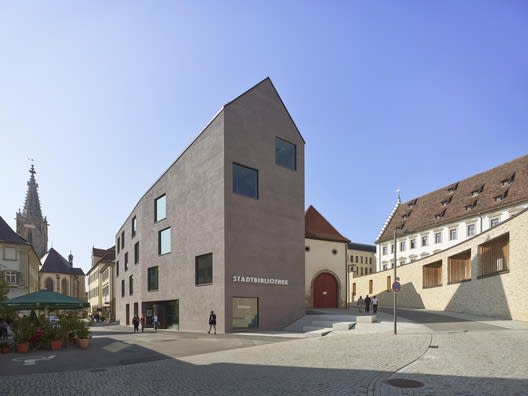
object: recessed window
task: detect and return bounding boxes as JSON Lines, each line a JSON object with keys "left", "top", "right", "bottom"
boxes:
{"left": 332, "top": 249, "right": 337, "bottom": 255}
{"left": 129, "top": 275, "right": 133, "bottom": 295}
{"left": 305, "top": 246, "right": 310, "bottom": 252}
{"left": 382, "top": 246, "right": 388, "bottom": 255}
{"left": 449, "top": 228, "right": 458, "bottom": 241}
{"left": 410, "top": 239, "right": 416, "bottom": 249}
{"left": 134, "top": 242, "right": 139, "bottom": 264}
{"left": 494, "top": 189, "right": 508, "bottom": 202}
{"left": 275, "top": 137, "right": 296, "bottom": 170}
{"left": 117, "top": 237, "right": 121, "bottom": 253}
{"left": 435, "top": 232, "right": 442, "bottom": 244}
{"left": 124, "top": 252, "right": 128, "bottom": 271}
{"left": 121, "top": 231, "right": 125, "bottom": 249}
{"left": 421, "top": 235, "right": 428, "bottom": 247}
{"left": 116, "top": 261, "right": 120, "bottom": 277}
{"left": 399, "top": 241, "right": 406, "bottom": 252}
{"left": 132, "top": 216, "right": 137, "bottom": 238}
{"left": 233, "top": 163, "right": 258, "bottom": 199}
{"left": 121, "top": 279, "right": 125, "bottom": 297}
{"left": 467, "top": 224, "right": 476, "bottom": 237}
{"left": 478, "top": 233, "right": 509, "bottom": 277}
{"left": 195, "top": 253, "right": 213, "bottom": 285}
{"left": 155, "top": 194, "right": 167, "bottom": 222}
{"left": 423, "top": 261, "right": 442, "bottom": 288}
{"left": 158, "top": 227, "right": 171, "bottom": 255}
{"left": 148, "top": 266, "right": 159, "bottom": 291}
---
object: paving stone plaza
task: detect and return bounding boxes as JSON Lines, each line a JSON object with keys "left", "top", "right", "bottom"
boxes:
{"left": 1, "top": 309, "right": 528, "bottom": 395}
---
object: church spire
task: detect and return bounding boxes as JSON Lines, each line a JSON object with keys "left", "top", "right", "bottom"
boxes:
{"left": 22, "top": 163, "right": 43, "bottom": 220}
{"left": 16, "top": 161, "right": 49, "bottom": 258}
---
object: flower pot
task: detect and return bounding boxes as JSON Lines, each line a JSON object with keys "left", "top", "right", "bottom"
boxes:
{"left": 77, "top": 338, "right": 89, "bottom": 349}
{"left": 50, "top": 339, "right": 63, "bottom": 350}
{"left": 15, "top": 342, "right": 30, "bottom": 353}
{"left": 1, "top": 346, "right": 9, "bottom": 354}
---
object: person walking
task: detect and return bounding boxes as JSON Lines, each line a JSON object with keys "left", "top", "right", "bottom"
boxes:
{"left": 207, "top": 310, "right": 217, "bottom": 334}
{"left": 153, "top": 314, "right": 159, "bottom": 332}
{"left": 356, "top": 296, "right": 365, "bottom": 313}
{"left": 132, "top": 315, "right": 140, "bottom": 333}
{"left": 372, "top": 296, "right": 379, "bottom": 313}
{"left": 140, "top": 314, "right": 145, "bottom": 333}
{"left": 364, "top": 295, "right": 371, "bottom": 313}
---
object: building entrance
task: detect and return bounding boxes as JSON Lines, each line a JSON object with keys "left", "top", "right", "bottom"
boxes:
{"left": 313, "top": 272, "right": 338, "bottom": 308}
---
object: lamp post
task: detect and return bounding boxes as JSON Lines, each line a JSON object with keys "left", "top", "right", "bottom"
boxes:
{"left": 393, "top": 229, "right": 398, "bottom": 335}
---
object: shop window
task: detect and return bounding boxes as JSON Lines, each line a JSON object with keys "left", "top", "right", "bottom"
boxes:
{"left": 232, "top": 297, "right": 258, "bottom": 329}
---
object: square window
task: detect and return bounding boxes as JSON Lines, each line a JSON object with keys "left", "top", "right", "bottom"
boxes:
{"left": 275, "top": 137, "right": 296, "bottom": 170}
{"left": 4, "top": 271, "right": 17, "bottom": 285}
{"left": 3, "top": 247, "right": 17, "bottom": 261}
{"left": 490, "top": 218, "right": 499, "bottom": 227}
{"left": 195, "top": 253, "right": 213, "bottom": 285}
{"left": 400, "top": 241, "right": 406, "bottom": 252}
{"left": 382, "top": 246, "right": 388, "bottom": 255}
{"left": 435, "top": 232, "right": 442, "bottom": 244}
{"left": 467, "top": 224, "right": 476, "bottom": 237}
{"left": 233, "top": 163, "right": 258, "bottom": 199}
{"left": 148, "top": 266, "right": 159, "bottom": 291}
{"left": 421, "top": 235, "right": 428, "bottom": 246}
{"left": 449, "top": 228, "right": 458, "bottom": 241}
{"left": 155, "top": 194, "right": 167, "bottom": 222}
{"left": 410, "top": 239, "right": 416, "bottom": 249}
{"left": 159, "top": 227, "right": 171, "bottom": 255}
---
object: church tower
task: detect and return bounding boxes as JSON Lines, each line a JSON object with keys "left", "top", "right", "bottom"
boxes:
{"left": 16, "top": 164, "right": 49, "bottom": 258}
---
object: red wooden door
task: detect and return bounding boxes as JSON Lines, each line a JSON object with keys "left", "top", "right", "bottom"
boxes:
{"left": 313, "top": 272, "right": 338, "bottom": 308}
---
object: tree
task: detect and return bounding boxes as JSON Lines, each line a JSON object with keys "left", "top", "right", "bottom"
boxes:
{"left": 0, "top": 277, "right": 8, "bottom": 301}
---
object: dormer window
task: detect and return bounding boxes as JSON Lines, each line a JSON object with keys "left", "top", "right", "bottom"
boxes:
{"left": 501, "top": 173, "right": 515, "bottom": 187}
{"left": 402, "top": 210, "right": 412, "bottom": 220}
{"left": 447, "top": 183, "right": 458, "bottom": 193}
{"left": 396, "top": 222, "right": 406, "bottom": 231}
{"left": 471, "top": 184, "right": 484, "bottom": 197}
{"left": 434, "top": 209, "right": 446, "bottom": 220}
{"left": 441, "top": 197, "right": 452, "bottom": 206}
{"left": 495, "top": 189, "right": 508, "bottom": 202}
{"left": 465, "top": 200, "right": 478, "bottom": 211}
{"left": 408, "top": 199, "right": 417, "bottom": 208}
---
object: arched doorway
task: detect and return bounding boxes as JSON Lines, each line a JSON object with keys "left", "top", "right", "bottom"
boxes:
{"left": 313, "top": 272, "right": 338, "bottom": 308}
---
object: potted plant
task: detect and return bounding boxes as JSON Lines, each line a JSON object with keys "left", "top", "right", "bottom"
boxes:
{"left": 76, "top": 322, "right": 90, "bottom": 349}
{"left": 0, "top": 341, "right": 9, "bottom": 353}
{"left": 42, "top": 324, "right": 64, "bottom": 350}
{"left": 12, "top": 316, "right": 34, "bottom": 353}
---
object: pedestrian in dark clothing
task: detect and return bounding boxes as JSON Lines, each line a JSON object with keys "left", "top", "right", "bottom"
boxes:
{"left": 132, "top": 315, "right": 140, "bottom": 333}
{"left": 140, "top": 315, "right": 145, "bottom": 333}
{"left": 208, "top": 310, "right": 216, "bottom": 334}
{"left": 364, "top": 295, "right": 371, "bottom": 313}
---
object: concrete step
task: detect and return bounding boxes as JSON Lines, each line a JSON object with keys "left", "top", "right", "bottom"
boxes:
{"left": 302, "top": 327, "right": 332, "bottom": 336}
{"left": 356, "top": 315, "right": 377, "bottom": 323}
{"left": 311, "top": 320, "right": 335, "bottom": 327}
{"left": 332, "top": 321, "right": 356, "bottom": 330}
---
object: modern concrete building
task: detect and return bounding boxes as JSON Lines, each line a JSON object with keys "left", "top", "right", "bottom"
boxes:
{"left": 376, "top": 154, "right": 528, "bottom": 272}
{"left": 0, "top": 215, "right": 40, "bottom": 299}
{"left": 87, "top": 246, "right": 115, "bottom": 321}
{"left": 114, "top": 78, "right": 305, "bottom": 333}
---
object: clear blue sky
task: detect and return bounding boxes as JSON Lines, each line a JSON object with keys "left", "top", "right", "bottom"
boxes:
{"left": 1, "top": 1, "right": 527, "bottom": 275}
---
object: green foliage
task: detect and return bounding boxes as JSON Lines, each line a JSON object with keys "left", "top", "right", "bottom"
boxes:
{"left": 12, "top": 316, "right": 34, "bottom": 343}
{"left": 76, "top": 321, "right": 90, "bottom": 339}
{"left": 0, "top": 277, "right": 8, "bottom": 301}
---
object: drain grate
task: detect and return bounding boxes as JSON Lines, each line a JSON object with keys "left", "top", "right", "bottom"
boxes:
{"left": 385, "top": 378, "right": 425, "bottom": 388}
{"left": 429, "top": 345, "right": 439, "bottom": 348}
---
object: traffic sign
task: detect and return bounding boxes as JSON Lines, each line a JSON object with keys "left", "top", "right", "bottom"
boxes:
{"left": 392, "top": 281, "right": 401, "bottom": 292}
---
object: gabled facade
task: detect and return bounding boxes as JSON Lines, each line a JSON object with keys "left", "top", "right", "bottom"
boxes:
{"left": 304, "top": 205, "right": 349, "bottom": 309}
{"left": 0, "top": 215, "right": 40, "bottom": 299}
{"left": 40, "top": 248, "right": 86, "bottom": 301}
{"left": 87, "top": 246, "right": 115, "bottom": 321}
{"left": 114, "top": 78, "right": 305, "bottom": 332}
{"left": 16, "top": 164, "right": 48, "bottom": 258}
{"left": 376, "top": 154, "right": 528, "bottom": 272}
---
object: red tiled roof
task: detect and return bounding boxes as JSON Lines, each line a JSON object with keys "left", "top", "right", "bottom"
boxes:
{"left": 305, "top": 205, "right": 350, "bottom": 243}
{"left": 378, "top": 154, "right": 528, "bottom": 243}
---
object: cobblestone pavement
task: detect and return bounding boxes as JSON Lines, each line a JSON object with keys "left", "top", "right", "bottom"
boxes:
{"left": 1, "top": 311, "right": 528, "bottom": 396}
